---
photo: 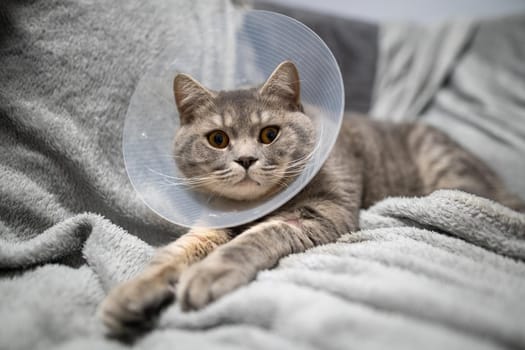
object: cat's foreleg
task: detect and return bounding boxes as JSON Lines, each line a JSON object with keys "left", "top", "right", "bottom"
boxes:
{"left": 99, "top": 228, "right": 231, "bottom": 337}
{"left": 177, "top": 198, "right": 358, "bottom": 311}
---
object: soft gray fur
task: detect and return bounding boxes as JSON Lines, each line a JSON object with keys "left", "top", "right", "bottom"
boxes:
{"left": 172, "top": 62, "right": 314, "bottom": 200}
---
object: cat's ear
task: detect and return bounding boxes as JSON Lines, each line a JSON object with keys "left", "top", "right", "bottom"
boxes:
{"left": 173, "top": 73, "right": 215, "bottom": 123}
{"left": 259, "top": 61, "right": 301, "bottom": 106}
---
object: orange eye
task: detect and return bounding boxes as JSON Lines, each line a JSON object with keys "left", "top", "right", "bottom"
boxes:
{"left": 207, "top": 130, "right": 229, "bottom": 149}
{"left": 260, "top": 126, "right": 280, "bottom": 144}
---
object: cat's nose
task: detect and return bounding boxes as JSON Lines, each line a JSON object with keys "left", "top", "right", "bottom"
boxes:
{"left": 235, "top": 156, "right": 258, "bottom": 170}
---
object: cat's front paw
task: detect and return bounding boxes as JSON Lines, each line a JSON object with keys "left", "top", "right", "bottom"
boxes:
{"left": 177, "top": 258, "right": 253, "bottom": 311}
{"left": 99, "top": 276, "right": 175, "bottom": 338}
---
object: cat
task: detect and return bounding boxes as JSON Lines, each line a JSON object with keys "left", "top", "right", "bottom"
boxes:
{"left": 99, "top": 60, "right": 524, "bottom": 337}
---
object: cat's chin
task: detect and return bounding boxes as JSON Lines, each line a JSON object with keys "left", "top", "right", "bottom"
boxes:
{"left": 206, "top": 178, "right": 276, "bottom": 202}
{"left": 227, "top": 179, "right": 269, "bottom": 201}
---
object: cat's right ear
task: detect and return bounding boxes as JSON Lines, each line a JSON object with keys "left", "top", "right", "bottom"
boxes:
{"left": 173, "top": 74, "right": 215, "bottom": 124}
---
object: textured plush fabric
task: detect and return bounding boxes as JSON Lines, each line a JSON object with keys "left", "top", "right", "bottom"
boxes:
{"left": 1, "top": 1, "right": 525, "bottom": 349}
{"left": 0, "top": 0, "right": 237, "bottom": 247}
{"left": 2, "top": 190, "right": 525, "bottom": 350}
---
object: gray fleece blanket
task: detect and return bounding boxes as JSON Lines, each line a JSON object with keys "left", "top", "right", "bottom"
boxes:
{"left": 1, "top": 1, "right": 525, "bottom": 349}
{"left": 2, "top": 191, "right": 525, "bottom": 350}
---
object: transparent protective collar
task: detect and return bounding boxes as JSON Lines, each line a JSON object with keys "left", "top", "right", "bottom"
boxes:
{"left": 123, "top": 10, "right": 344, "bottom": 228}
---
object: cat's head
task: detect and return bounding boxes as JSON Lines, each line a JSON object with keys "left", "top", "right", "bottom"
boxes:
{"left": 172, "top": 61, "right": 315, "bottom": 201}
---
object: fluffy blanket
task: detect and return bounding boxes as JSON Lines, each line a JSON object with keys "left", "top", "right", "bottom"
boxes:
{"left": 1, "top": 1, "right": 524, "bottom": 349}
{"left": 2, "top": 191, "right": 524, "bottom": 350}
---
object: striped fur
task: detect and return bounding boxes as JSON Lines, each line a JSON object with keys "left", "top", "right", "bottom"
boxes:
{"left": 100, "top": 62, "right": 524, "bottom": 338}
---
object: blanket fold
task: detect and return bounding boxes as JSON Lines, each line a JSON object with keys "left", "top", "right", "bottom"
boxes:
{"left": 368, "top": 190, "right": 525, "bottom": 260}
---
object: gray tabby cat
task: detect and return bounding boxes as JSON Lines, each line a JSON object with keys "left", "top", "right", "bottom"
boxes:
{"left": 100, "top": 61, "right": 524, "bottom": 337}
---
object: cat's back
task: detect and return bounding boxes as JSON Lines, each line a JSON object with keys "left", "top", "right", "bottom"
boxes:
{"left": 335, "top": 115, "right": 517, "bottom": 208}
{"left": 338, "top": 114, "right": 453, "bottom": 163}
{"left": 341, "top": 113, "right": 432, "bottom": 151}
{"left": 301, "top": 114, "right": 524, "bottom": 217}
{"left": 334, "top": 115, "right": 431, "bottom": 206}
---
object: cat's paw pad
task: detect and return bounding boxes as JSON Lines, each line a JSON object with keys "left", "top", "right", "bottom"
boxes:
{"left": 177, "top": 260, "right": 251, "bottom": 311}
{"left": 99, "top": 277, "right": 175, "bottom": 338}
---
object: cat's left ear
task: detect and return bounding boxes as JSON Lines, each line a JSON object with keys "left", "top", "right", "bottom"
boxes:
{"left": 259, "top": 61, "right": 301, "bottom": 107}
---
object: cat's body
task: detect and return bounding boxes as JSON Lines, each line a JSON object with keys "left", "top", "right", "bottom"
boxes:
{"left": 100, "top": 62, "right": 524, "bottom": 338}
{"left": 331, "top": 116, "right": 525, "bottom": 210}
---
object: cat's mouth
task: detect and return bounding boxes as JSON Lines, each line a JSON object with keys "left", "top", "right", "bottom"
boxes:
{"left": 236, "top": 176, "right": 261, "bottom": 186}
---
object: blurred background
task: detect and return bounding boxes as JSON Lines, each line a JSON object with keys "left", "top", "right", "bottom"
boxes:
{"left": 255, "top": 0, "right": 525, "bottom": 23}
